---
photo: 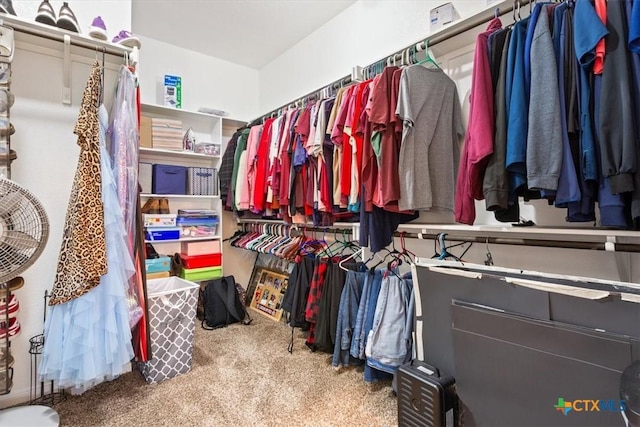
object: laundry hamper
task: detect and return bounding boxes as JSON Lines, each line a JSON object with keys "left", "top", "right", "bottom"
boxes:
{"left": 138, "top": 276, "right": 199, "bottom": 384}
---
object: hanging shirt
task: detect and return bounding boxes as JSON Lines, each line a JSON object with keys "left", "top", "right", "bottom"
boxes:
{"left": 455, "top": 18, "right": 502, "bottom": 224}
{"left": 231, "top": 129, "right": 249, "bottom": 210}
{"left": 266, "top": 115, "right": 283, "bottom": 207}
{"left": 397, "top": 65, "right": 464, "bottom": 212}
{"left": 505, "top": 16, "right": 531, "bottom": 202}
{"left": 599, "top": 0, "right": 637, "bottom": 195}
{"left": 253, "top": 118, "right": 274, "bottom": 213}
{"left": 240, "top": 124, "right": 263, "bottom": 211}
{"left": 553, "top": 4, "right": 581, "bottom": 207}
{"left": 631, "top": 0, "right": 640, "bottom": 53}
{"left": 220, "top": 130, "right": 241, "bottom": 207}
{"left": 593, "top": 0, "right": 607, "bottom": 74}
{"left": 369, "top": 66, "right": 401, "bottom": 208}
{"left": 527, "top": 6, "right": 563, "bottom": 192}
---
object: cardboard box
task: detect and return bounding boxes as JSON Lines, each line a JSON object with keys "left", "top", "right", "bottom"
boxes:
{"left": 140, "top": 116, "right": 152, "bottom": 148}
{"left": 164, "top": 75, "right": 182, "bottom": 109}
{"left": 430, "top": 2, "right": 457, "bottom": 30}
{"left": 180, "top": 266, "right": 222, "bottom": 282}
{"left": 146, "top": 271, "right": 171, "bottom": 280}
{"left": 181, "top": 240, "right": 221, "bottom": 256}
{"left": 145, "top": 256, "right": 172, "bottom": 274}
{"left": 144, "top": 214, "right": 178, "bottom": 228}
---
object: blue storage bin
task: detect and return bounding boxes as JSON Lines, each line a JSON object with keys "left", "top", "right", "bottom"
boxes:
{"left": 146, "top": 227, "right": 181, "bottom": 241}
{"left": 145, "top": 256, "right": 172, "bottom": 274}
{"left": 152, "top": 164, "right": 187, "bottom": 195}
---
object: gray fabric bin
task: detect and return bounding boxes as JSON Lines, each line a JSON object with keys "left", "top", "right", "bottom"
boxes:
{"left": 138, "top": 277, "right": 199, "bottom": 384}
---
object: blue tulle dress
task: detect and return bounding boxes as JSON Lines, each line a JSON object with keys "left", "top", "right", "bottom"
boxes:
{"left": 39, "top": 104, "right": 135, "bottom": 394}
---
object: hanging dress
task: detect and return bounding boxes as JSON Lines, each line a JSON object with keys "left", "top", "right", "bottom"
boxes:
{"left": 40, "top": 62, "right": 135, "bottom": 394}
{"left": 48, "top": 61, "right": 107, "bottom": 306}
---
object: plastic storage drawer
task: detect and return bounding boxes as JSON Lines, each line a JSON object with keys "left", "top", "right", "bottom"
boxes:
{"left": 180, "top": 253, "right": 222, "bottom": 269}
{"left": 152, "top": 164, "right": 187, "bottom": 195}
{"left": 180, "top": 266, "right": 222, "bottom": 282}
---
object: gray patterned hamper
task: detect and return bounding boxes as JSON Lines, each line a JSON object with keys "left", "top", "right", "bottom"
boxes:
{"left": 138, "top": 277, "right": 200, "bottom": 384}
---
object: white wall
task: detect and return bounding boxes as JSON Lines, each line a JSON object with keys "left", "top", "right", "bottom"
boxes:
{"left": 13, "top": 0, "right": 131, "bottom": 39}
{"left": 137, "top": 36, "right": 259, "bottom": 122}
{"left": 259, "top": 0, "right": 499, "bottom": 113}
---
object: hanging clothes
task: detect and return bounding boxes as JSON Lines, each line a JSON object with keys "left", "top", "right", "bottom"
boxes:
{"left": 49, "top": 61, "right": 107, "bottom": 306}
{"left": 396, "top": 64, "right": 464, "bottom": 213}
{"left": 41, "top": 62, "right": 135, "bottom": 393}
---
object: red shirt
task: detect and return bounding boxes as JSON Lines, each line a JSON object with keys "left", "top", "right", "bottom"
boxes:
{"left": 252, "top": 118, "right": 274, "bottom": 213}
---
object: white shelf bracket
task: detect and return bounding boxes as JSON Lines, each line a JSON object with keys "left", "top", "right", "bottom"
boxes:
{"left": 607, "top": 235, "right": 631, "bottom": 283}
{"left": 352, "top": 223, "right": 360, "bottom": 243}
{"left": 62, "top": 34, "right": 71, "bottom": 105}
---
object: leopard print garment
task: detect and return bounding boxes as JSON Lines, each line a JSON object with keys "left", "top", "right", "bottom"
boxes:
{"left": 49, "top": 61, "right": 107, "bottom": 305}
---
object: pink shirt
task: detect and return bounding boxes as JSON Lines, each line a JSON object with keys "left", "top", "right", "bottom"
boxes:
{"left": 240, "top": 125, "right": 263, "bottom": 210}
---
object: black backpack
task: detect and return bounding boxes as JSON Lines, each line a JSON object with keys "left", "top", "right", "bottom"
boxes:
{"left": 201, "top": 275, "right": 252, "bottom": 330}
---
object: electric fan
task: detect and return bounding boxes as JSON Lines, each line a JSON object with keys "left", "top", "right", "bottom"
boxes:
{"left": 0, "top": 177, "right": 59, "bottom": 426}
{"left": 0, "top": 177, "right": 49, "bottom": 284}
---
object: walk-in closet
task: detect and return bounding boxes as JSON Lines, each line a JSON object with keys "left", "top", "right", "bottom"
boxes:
{"left": 0, "top": 1, "right": 639, "bottom": 426}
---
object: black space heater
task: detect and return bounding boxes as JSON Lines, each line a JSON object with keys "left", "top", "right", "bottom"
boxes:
{"left": 396, "top": 360, "right": 458, "bottom": 427}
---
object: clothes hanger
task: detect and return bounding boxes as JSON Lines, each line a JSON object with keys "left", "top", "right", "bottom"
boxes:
{"left": 339, "top": 246, "right": 364, "bottom": 272}
{"left": 484, "top": 237, "right": 495, "bottom": 266}
{"left": 417, "top": 38, "right": 440, "bottom": 69}
{"left": 399, "top": 232, "right": 416, "bottom": 264}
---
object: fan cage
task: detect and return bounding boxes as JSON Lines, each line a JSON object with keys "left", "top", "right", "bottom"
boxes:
{"left": 0, "top": 178, "right": 49, "bottom": 284}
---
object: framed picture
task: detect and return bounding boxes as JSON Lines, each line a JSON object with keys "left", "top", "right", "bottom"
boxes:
{"left": 249, "top": 267, "right": 290, "bottom": 322}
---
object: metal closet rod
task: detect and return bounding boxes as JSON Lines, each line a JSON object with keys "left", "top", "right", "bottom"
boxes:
{"left": 392, "top": 231, "right": 640, "bottom": 253}
{"left": 239, "top": 221, "right": 640, "bottom": 252}
{"left": 253, "top": 0, "right": 534, "bottom": 124}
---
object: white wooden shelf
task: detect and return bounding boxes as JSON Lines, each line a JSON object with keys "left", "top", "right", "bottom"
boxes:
{"left": 236, "top": 218, "right": 640, "bottom": 247}
{"left": 141, "top": 193, "right": 220, "bottom": 199}
{"left": 145, "top": 236, "right": 222, "bottom": 244}
{"left": 141, "top": 103, "right": 225, "bottom": 120}
{"left": 139, "top": 147, "right": 220, "bottom": 159}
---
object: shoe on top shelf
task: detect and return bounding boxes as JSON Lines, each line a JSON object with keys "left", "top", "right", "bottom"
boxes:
{"left": 35, "top": 0, "right": 56, "bottom": 26}
{"left": 0, "top": 0, "right": 15, "bottom": 16}
{"left": 0, "top": 149, "right": 16, "bottom": 165}
{"left": 88, "top": 16, "right": 107, "bottom": 41}
{"left": 0, "top": 276, "right": 23, "bottom": 296}
{"left": 0, "top": 294, "right": 19, "bottom": 319}
{"left": 0, "top": 119, "right": 15, "bottom": 137}
{"left": 56, "top": 2, "right": 80, "bottom": 33}
{"left": 112, "top": 30, "right": 141, "bottom": 49}
{"left": 0, "top": 317, "right": 20, "bottom": 341}
{"left": 0, "top": 88, "right": 14, "bottom": 114}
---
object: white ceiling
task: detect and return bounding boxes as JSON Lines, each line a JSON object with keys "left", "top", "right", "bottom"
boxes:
{"left": 131, "top": 0, "right": 356, "bottom": 69}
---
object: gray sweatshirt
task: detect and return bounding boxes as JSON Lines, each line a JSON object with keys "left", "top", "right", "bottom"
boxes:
{"left": 527, "top": 6, "right": 563, "bottom": 191}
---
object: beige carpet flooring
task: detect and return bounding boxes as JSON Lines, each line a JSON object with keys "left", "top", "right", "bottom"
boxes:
{"left": 52, "top": 314, "right": 398, "bottom": 427}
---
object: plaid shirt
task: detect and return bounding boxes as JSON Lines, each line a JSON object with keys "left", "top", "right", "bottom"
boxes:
{"left": 306, "top": 258, "right": 329, "bottom": 323}
{"left": 219, "top": 130, "right": 241, "bottom": 206}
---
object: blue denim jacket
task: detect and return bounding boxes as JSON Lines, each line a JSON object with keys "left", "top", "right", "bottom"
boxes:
{"left": 332, "top": 270, "right": 366, "bottom": 367}
{"left": 366, "top": 274, "right": 414, "bottom": 374}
